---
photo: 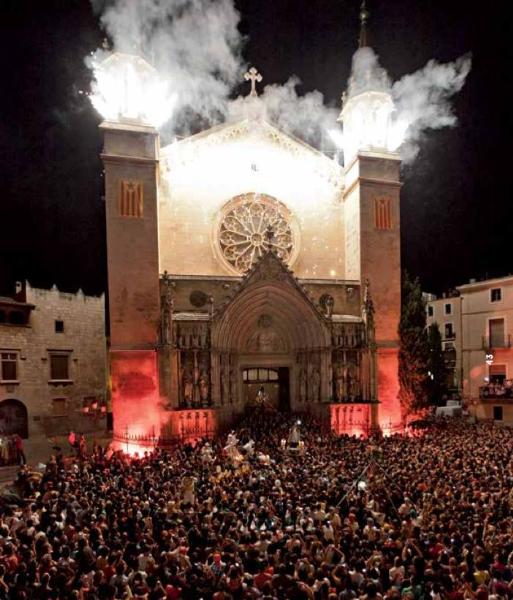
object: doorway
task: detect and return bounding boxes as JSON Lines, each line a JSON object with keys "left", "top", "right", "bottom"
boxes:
{"left": 0, "top": 398, "right": 28, "bottom": 438}
{"left": 242, "top": 367, "right": 290, "bottom": 411}
{"left": 493, "top": 405, "right": 503, "bottom": 421}
{"left": 278, "top": 367, "right": 290, "bottom": 411}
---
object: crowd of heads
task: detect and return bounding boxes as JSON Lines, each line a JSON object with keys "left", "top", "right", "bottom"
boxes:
{"left": 1, "top": 412, "right": 513, "bottom": 599}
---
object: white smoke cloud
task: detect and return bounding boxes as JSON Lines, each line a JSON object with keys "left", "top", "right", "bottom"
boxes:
{"left": 88, "top": 0, "right": 338, "bottom": 144}
{"left": 391, "top": 53, "right": 472, "bottom": 162}
{"left": 347, "top": 46, "right": 391, "bottom": 97}
{"left": 332, "top": 46, "right": 472, "bottom": 163}
{"left": 87, "top": 0, "right": 471, "bottom": 164}
{"left": 257, "top": 78, "right": 338, "bottom": 148}
{"left": 228, "top": 76, "right": 338, "bottom": 147}
{"left": 89, "top": 0, "right": 245, "bottom": 134}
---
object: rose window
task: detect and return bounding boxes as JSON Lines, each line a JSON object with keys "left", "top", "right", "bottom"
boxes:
{"left": 218, "top": 194, "right": 296, "bottom": 274}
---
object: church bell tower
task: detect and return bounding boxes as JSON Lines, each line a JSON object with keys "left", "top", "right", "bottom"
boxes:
{"left": 341, "top": 2, "right": 402, "bottom": 433}
{"left": 101, "top": 118, "right": 161, "bottom": 441}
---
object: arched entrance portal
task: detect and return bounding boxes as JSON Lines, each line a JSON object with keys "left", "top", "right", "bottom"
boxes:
{"left": 0, "top": 398, "right": 29, "bottom": 438}
{"left": 211, "top": 252, "right": 331, "bottom": 412}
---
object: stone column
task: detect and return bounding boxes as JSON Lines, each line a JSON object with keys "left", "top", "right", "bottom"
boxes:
{"left": 192, "top": 350, "right": 199, "bottom": 407}
{"left": 211, "top": 350, "right": 220, "bottom": 406}
{"left": 320, "top": 348, "right": 331, "bottom": 403}
{"left": 169, "top": 349, "right": 180, "bottom": 408}
{"left": 158, "top": 347, "right": 172, "bottom": 404}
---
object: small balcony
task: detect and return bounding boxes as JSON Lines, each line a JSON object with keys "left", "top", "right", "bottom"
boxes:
{"left": 482, "top": 334, "right": 512, "bottom": 350}
{"left": 479, "top": 382, "right": 513, "bottom": 401}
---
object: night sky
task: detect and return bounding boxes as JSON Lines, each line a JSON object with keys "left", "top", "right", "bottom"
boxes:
{"left": 0, "top": 0, "right": 510, "bottom": 297}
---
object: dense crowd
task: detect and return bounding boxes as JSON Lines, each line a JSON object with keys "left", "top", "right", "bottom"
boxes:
{"left": 2, "top": 413, "right": 513, "bottom": 599}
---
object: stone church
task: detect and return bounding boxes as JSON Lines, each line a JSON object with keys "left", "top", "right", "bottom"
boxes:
{"left": 101, "top": 39, "right": 402, "bottom": 448}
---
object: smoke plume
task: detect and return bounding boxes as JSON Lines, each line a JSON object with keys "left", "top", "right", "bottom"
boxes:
{"left": 89, "top": 0, "right": 245, "bottom": 135}
{"left": 228, "top": 76, "right": 338, "bottom": 147}
{"left": 347, "top": 46, "right": 391, "bottom": 97}
{"left": 391, "top": 53, "right": 472, "bottom": 162}
{"left": 258, "top": 78, "right": 338, "bottom": 148}
{"left": 336, "top": 46, "right": 472, "bottom": 162}
{"left": 88, "top": 0, "right": 471, "bottom": 164}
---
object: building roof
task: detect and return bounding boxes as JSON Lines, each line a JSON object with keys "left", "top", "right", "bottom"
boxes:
{"left": 457, "top": 274, "right": 513, "bottom": 292}
{"left": 160, "top": 118, "right": 343, "bottom": 190}
{"left": 0, "top": 296, "right": 34, "bottom": 309}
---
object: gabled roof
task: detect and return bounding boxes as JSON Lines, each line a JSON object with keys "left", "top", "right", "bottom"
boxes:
{"left": 214, "top": 249, "right": 326, "bottom": 323}
{"left": 168, "top": 118, "right": 328, "bottom": 160}
{"left": 161, "top": 118, "right": 343, "bottom": 188}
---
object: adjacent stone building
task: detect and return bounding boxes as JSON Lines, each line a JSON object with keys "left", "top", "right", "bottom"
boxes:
{"left": 0, "top": 282, "right": 106, "bottom": 438}
{"left": 426, "top": 275, "right": 513, "bottom": 422}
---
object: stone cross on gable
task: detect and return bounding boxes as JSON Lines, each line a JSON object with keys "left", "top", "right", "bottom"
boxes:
{"left": 244, "top": 67, "right": 263, "bottom": 97}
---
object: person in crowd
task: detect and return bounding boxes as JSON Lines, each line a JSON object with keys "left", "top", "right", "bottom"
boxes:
{"left": 68, "top": 430, "right": 77, "bottom": 455}
{"left": 12, "top": 434, "right": 25, "bottom": 465}
{"left": 78, "top": 434, "right": 87, "bottom": 459}
{"left": 0, "top": 435, "right": 22, "bottom": 466}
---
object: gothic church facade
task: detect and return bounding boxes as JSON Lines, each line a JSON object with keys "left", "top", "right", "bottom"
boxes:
{"left": 101, "top": 77, "right": 402, "bottom": 447}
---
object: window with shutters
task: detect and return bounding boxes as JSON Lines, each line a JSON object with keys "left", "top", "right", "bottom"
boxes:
{"left": 1, "top": 352, "right": 18, "bottom": 382}
{"left": 489, "top": 318, "right": 505, "bottom": 348}
{"left": 49, "top": 352, "right": 71, "bottom": 382}
{"left": 490, "top": 288, "right": 502, "bottom": 303}
{"left": 444, "top": 323, "right": 454, "bottom": 339}
{"left": 52, "top": 398, "right": 67, "bottom": 416}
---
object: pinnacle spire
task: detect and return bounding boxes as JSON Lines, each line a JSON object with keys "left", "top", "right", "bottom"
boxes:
{"left": 358, "top": 0, "right": 370, "bottom": 48}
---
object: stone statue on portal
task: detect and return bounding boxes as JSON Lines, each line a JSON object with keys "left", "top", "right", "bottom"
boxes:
{"left": 299, "top": 367, "right": 307, "bottom": 403}
{"left": 182, "top": 368, "right": 193, "bottom": 407}
{"left": 335, "top": 365, "right": 346, "bottom": 402}
{"left": 311, "top": 368, "right": 320, "bottom": 402}
{"left": 199, "top": 370, "right": 209, "bottom": 405}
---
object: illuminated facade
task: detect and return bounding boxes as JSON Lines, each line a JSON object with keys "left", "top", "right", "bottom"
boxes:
{"left": 100, "top": 36, "right": 403, "bottom": 447}
{"left": 101, "top": 118, "right": 402, "bottom": 446}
